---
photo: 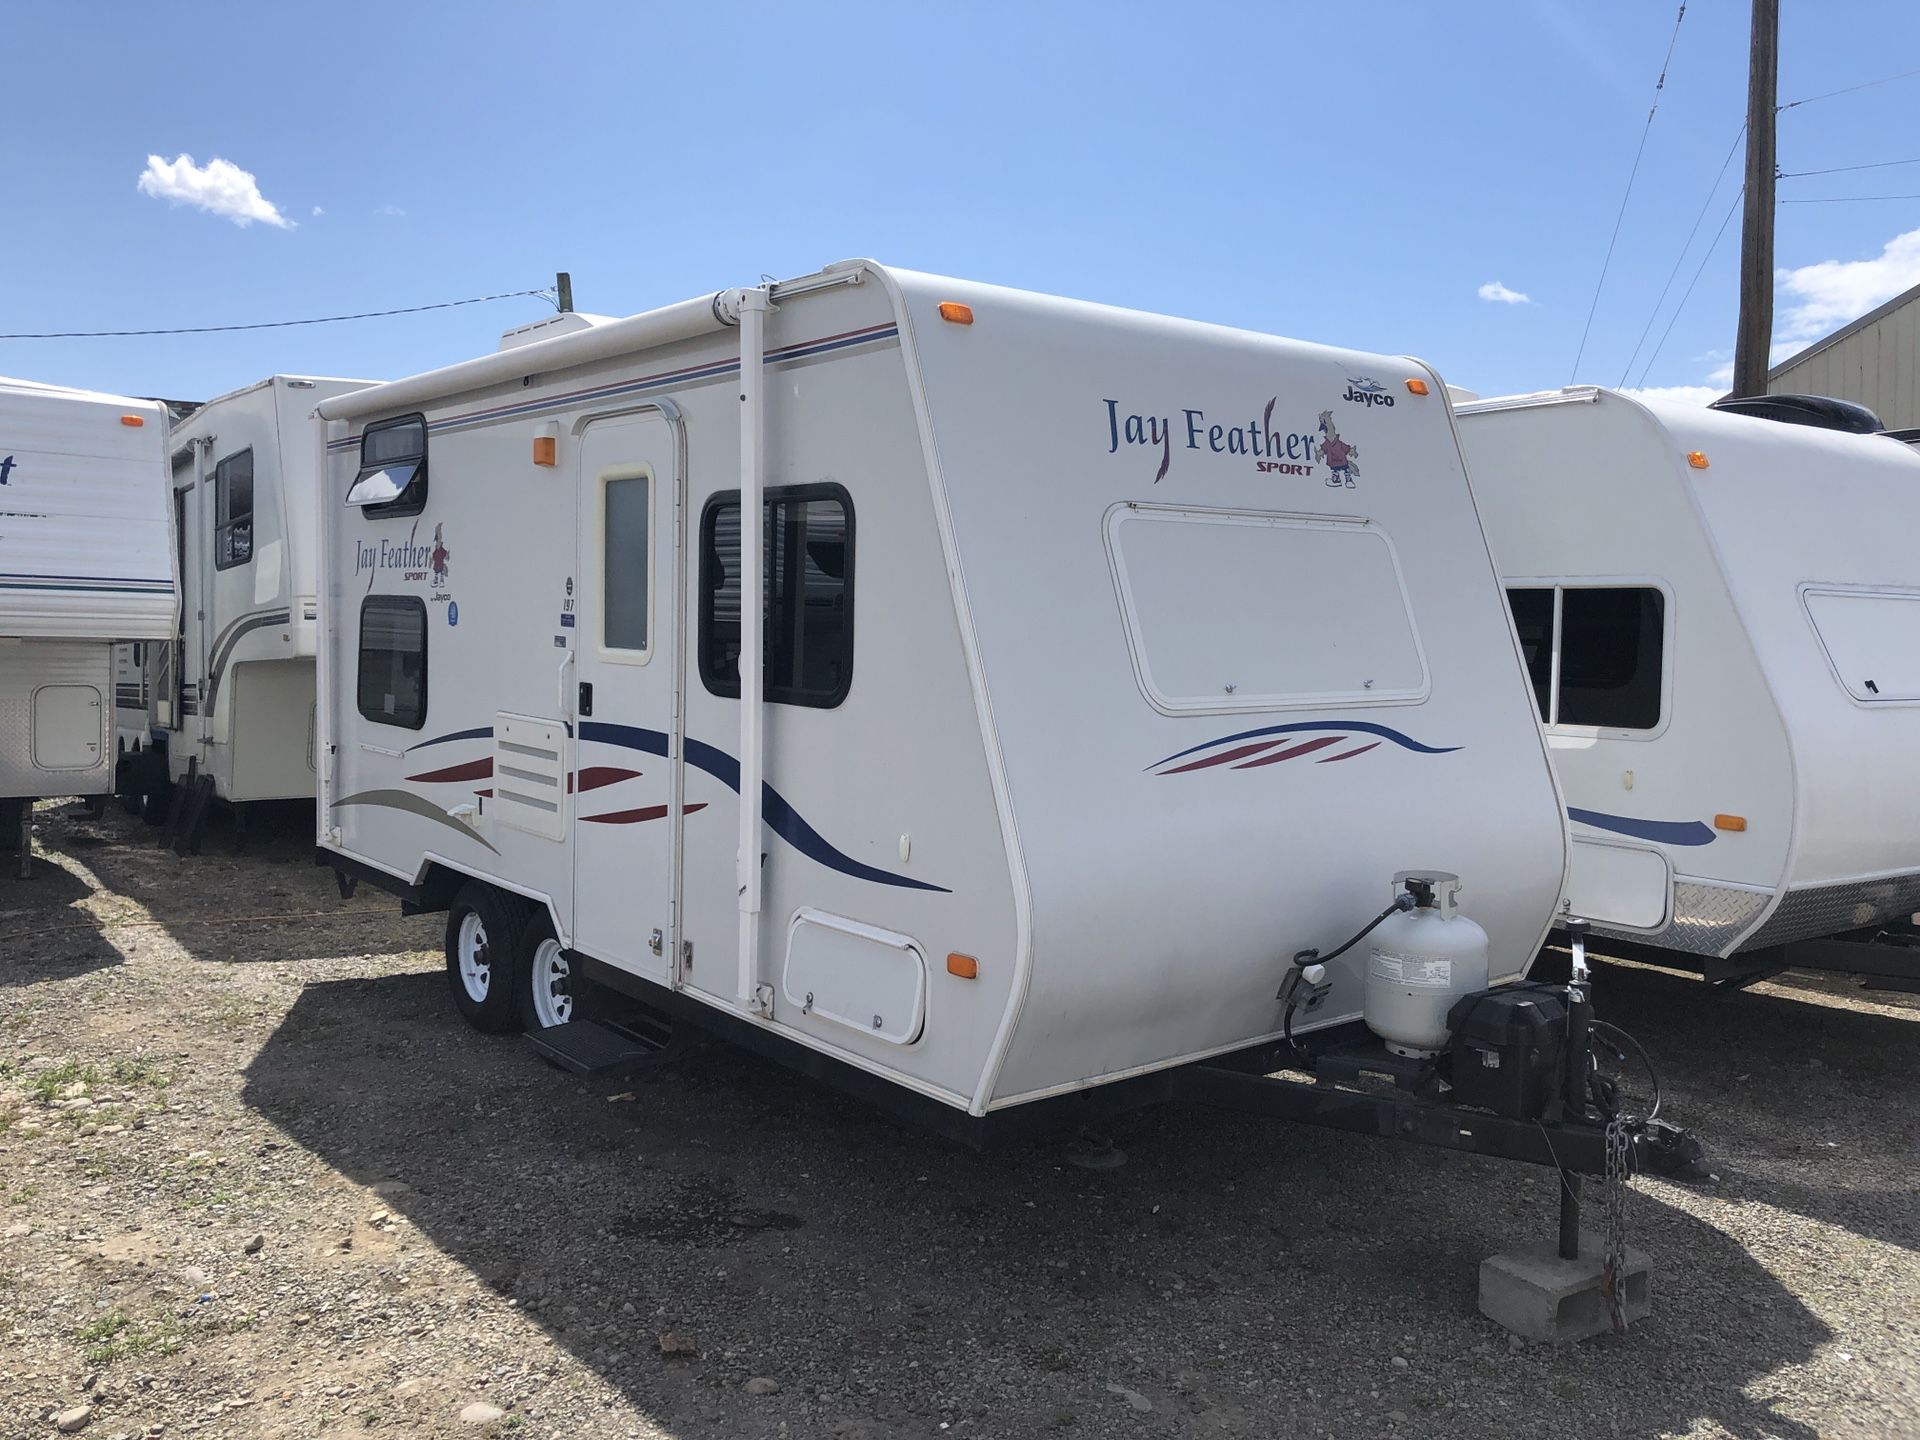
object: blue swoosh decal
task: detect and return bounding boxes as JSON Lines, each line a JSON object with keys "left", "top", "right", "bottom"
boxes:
{"left": 1569, "top": 808, "right": 1716, "bottom": 847}
{"left": 580, "top": 722, "right": 949, "bottom": 893}
{"left": 1147, "top": 721, "right": 1459, "bottom": 772}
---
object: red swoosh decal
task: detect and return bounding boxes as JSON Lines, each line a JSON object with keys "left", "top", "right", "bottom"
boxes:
{"left": 582, "top": 801, "right": 709, "bottom": 825}
{"left": 407, "top": 758, "right": 492, "bottom": 784}
{"left": 1316, "top": 741, "right": 1381, "bottom": 764}
{"left": 1232, "top": 736, "right": 1343, "bottom": 769}
{"left": 572, "top": 766, "right": 639, "bottom": 794}
{"left": 1159, "top": 739, "right": 1287, "bottom": 775}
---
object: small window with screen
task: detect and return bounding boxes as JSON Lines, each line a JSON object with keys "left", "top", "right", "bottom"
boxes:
{"left": 347, "top": 415, "right": 428, "bottom": 516}
{"left": 357, "top": 595, "right": 427, "bottom": 729}
{"left": 1504, "top": 587, "right": 1554, "bottom": 721}
{"left": 699, "top": 484, "right": 854, "bottom": 708}
{"left": 1509, "top": 584, "right": 1665, "bottom": 731}
{"left": 214, "top": 449, "right": 254, "bottom": 569}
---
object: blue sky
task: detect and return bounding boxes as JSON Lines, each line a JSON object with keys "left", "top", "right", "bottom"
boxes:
{"left": 4, "top": 1, "right": 1919, "bottom": 406}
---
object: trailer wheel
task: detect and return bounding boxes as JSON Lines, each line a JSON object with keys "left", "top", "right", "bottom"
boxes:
{"left": 444, "top": 884, "right": 528, "bottom": 1034}
{"left": 517, "top": 916, "right": 604, "bottom": 1032}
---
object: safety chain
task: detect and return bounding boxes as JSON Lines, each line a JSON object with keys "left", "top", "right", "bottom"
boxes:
{"left": 1600, "top": 1115, "right": 1635, "bottom": 1334}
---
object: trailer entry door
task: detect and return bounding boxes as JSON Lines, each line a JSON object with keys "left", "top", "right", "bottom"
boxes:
{"left": 571, "top": 414, "right": 681, "bottom": 987}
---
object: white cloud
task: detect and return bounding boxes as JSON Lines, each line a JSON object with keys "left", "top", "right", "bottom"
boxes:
{"left": 310, "top": 205, "right": 324, "bottom": 217}
{"left": 1620, "top": 384, "right": 1721, "bottom": 407}
{"left": 1478, "top": 280, "right": 1532, "bottom": 306}
{"left": 136, "top": 153, "right": 293, "bottom": 229}
{"left": 1775, "top": 225, "right": 1920, "bottom": 345}
{"left": 375, "top": 203, "right": 407, "bottom": 218}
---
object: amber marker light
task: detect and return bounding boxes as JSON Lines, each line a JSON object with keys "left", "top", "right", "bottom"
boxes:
{"left": 120, "top": 414, "right": 145, "bottom": 427}
{"left": 1405, "top": 378, "right": 1430, "bottom": 396}
{"left": 1714, "top": 814, "right": 1747, "bottom": 832}
{"left": 946, "top": 952, "right": 980, "bottom": 979}
{"left": 1687, "top": 450, "right": 1710, "bottom": 469}
{"left": 532, "top": 436, "right": 557, "bottom": 467}
{"left": 937, "top": 302, "right": 974, "bottom": 325}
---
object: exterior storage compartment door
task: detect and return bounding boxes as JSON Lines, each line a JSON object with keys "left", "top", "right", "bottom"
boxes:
{"left": 33, "top": 685, "right": 103, "bottom": 771}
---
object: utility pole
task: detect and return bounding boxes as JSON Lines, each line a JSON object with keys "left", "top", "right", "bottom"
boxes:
{"left": 1731, "top": 0, "right": 1779, "bottom": 397}
{"left": 555, "top": 272, "right": 574, "bottom": 314}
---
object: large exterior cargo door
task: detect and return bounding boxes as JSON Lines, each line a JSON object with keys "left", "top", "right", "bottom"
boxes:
{"left": 570, "top": 414, "right": 681, "bottom": 987}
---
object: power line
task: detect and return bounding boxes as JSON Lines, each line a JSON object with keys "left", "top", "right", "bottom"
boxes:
{"left": 1779, "top": 193, "right": 1920, "bottom": 204}
{"left": 1778, "top": 66, "right": 1920, "bottom": 112}
{"left": 1634, "top": 184, "right": 1744, "bottom": 392}
{"left": 1570, "top": 1, "right": 1690, "bottom": 384}
{"left": 1779, "top": 156, "right": 1920, "bottom": 179}
{"left": 1619, "top": 122, "right": 1746, "bottom": 387}
{"left": 0, "top": 287, "right": 556, "bottom": 341}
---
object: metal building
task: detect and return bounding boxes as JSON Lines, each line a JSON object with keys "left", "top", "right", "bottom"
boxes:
{"left": 1767, "top": 280, "right": 1920, "bottom": 429}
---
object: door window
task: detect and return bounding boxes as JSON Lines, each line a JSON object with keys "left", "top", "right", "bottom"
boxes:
{"left": 600, "top": 473, "right": 651, "bottom": 656}
{"left": 357, "top": 595, "right": 428, "bottom": 729}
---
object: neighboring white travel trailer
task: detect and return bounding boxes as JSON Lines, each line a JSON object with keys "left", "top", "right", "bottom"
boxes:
{"left": 312, "top": 258, "right": 1582, "bottom": 1126}
{"left": 118, "top": 376, "right": 372, "bottom": 842}
{"left": 1459, "top": 386, "right": 1920, "bottom": 984}
{"left": 0, "top": 377, "right": 176, "bottom": 869}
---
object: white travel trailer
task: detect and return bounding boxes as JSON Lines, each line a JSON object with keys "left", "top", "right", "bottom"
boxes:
{"left": 118, "top": 376, "right": 372, "bottom": 840}
{"left": 0, "top": 377, "right": 175, "bottom": 869}
{"left": 1459, "top": 386, "right": 1920, "bottom": 983}
{"left": 311, "top": 260, "right": 1575, "bottom": 1131}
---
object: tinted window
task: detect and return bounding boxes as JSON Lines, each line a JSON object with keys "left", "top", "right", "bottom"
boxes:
{"left": 348, "top": 415, "right": 428, "bottom": 516}
{"left": 1505, "top": 587, "right": 1554, "bottom": 721}
{"left": 603, "top": 475, "right": 650, "bottom": 653}
{"left": 1558, "top": 588, "right": 1664, "bottom": 729}
{"left": 699, "top": 485, "right": 853, "bottom": 708}
{"left": 357, "top": 595, "right": 427, "bottom": 729}
{"left": 214, "top": 449, "right": 253, "bottom": 569}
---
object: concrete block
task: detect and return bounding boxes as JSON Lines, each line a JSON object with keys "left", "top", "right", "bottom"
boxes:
{"left": 1479, "top": 1232, "right": 1651, "bottom": 1343}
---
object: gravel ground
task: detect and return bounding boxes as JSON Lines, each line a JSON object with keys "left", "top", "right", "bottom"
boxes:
{"left": 2, "top": 800, "right": 1917, "bottom": 1440}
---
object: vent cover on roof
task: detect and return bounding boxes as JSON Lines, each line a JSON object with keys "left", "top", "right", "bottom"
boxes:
{"left": 1710, "top": 393, "right": 1883, "bottom": 434}
{"left": 497, "top": 312, "right": 617, "bottom": 353}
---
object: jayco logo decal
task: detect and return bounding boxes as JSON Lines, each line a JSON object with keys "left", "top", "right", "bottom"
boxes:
{"left": 1104, "top": 397, "right": 1322, "bottom": 485}
{"left": 1342, "top": 376, "right": 1395, "bottom": 408}
{"left": 355, "top": 534, "right": 438, "bottom": 582}
{"left": 1315, "top": 411, "right": 1358, "bottom": 489}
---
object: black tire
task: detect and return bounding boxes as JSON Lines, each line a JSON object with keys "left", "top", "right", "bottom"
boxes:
{"left": 444, "top": 883, "right": 529, "bottom": 1034}
{"left": 141, "top": 782, "right": 172, "bottom": 827}
{"left": 515, "top": 912, "right": 607, "bottom": 1033}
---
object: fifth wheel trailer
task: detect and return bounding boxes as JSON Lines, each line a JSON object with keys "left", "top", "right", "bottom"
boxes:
{"left": 0, "top": 377, "right": 176, "bottom": 870}
{"left": 313, "top": 258, "right": 1582, "bottom": 1126}
{"left": 117, "top": 376, "right": 373, "bottom": 841}
{"left": 1459, "top": 386, "right": 1920, "bottom": 984}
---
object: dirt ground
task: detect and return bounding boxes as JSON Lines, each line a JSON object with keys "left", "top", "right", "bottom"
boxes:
{"left": 2, "top": 800, "right": 1917, "bottom": 1440}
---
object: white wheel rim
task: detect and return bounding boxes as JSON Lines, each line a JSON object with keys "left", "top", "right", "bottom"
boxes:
{"left": 531, "top": 937, "right": 572, "bottom": 1029}
{"left": 456, "top": 912, "right": 491, "bottom": 1002}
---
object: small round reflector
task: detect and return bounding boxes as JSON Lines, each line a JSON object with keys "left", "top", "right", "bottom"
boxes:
{"left": 1405, "top": 378, "right": 1430, "bottom": 396}
{"left": 937, "top": 302, "right": 974, "bottom": 325}
{"left": 1687, "top": 451, "right": 1710, "bottom": 469}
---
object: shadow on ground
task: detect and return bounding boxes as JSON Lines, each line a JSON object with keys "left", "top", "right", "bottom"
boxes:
{"left": 240, "top": 965, "right": 1845, "bottom": 1439}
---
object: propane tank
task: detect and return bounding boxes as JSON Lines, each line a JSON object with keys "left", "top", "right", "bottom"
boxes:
{"left": 1363, "top": 871, "right": 1490, "bottom": 1057}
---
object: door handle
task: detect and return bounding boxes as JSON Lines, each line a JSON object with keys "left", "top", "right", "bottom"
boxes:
{"left": 578, "top": 681, "right": 594, "bottom": 716}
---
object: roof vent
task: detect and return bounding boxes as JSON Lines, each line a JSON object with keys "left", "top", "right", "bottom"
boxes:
{"left": 497, "top": 312, "right": 617, "bottom": 353}
{"left": 1710, "top": 393, "right": 1883, "bottom": 434}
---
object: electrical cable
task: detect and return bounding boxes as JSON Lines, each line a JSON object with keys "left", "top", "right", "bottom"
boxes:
{"left": 1633, "top": 183, "right": 1744, "bottom": 390}
{"left": 1779, "top": 156, "right": 1920, "bottom": 179}
{"left": 1279, "top": 890, "right": 1421, "bottom": 1055}
{"left": 1779, "top": 193, "right": 1920, "bottom": 204}
{"left": 1618, "top": 122, "right": 1746, "bottom": 387}
{"left": 0, "top": 287, "right": 556, "bottom": 340}
{"left": 1588, "top": 1018, "right": 1662, "bottom": 1122}
{"left": 1778, "top": 66, "right": 1920, "bottom": 112}
{"left": 1570, "top": 0, "right": 1690, "bottom": 384}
